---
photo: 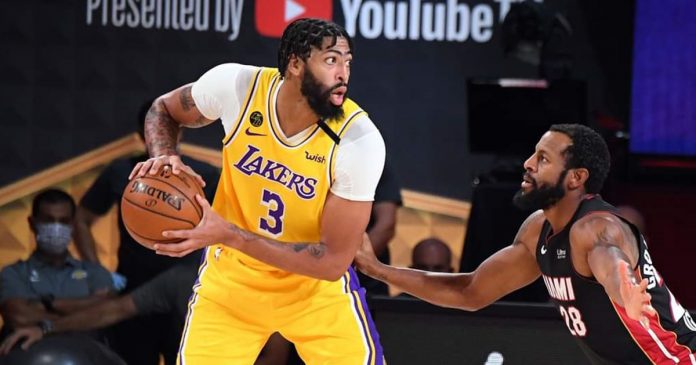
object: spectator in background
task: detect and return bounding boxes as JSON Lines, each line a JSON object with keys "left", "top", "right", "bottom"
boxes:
{"left": 0, "top": 189, "right": 115, "bottom": 351}
{"left": 411, "top": 238, "right": 454, "bottom": 273}
{"left": 358, "top": 159, "right": 402, "bottom": 295}
{"left": 0, "top": 258, "right": 290, "bottom": 365}
{"left": 73, "top": 100, "right": 220, "bottom": 365}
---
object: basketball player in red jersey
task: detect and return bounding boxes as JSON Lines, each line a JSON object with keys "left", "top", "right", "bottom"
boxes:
{"left": 357, "top": 124, "right": 696, "bottom": 364}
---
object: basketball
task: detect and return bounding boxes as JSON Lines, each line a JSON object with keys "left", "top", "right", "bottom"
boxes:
{"left": 120, "top": 168, "right": 204, "bottom": 249}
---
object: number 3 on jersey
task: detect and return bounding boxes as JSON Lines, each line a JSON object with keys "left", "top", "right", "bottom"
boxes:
{"left": 260, "top": 189, "right": 285, "bottom": 236}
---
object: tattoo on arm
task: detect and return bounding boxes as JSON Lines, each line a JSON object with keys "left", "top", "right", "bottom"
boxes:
{"left": 229, "top": 224, "right": 326, "bottom": 259}
{"left": 291, "top": 244, "right": 327, "bottom": 259}
{"left": 179, "top": 86, "right": 214, "bottom": 128}
{"left": 145, "top": 100, "right": 180, "bottom": 157}
{"left": 179, "top": 86, "right": 196, "bottom": 111}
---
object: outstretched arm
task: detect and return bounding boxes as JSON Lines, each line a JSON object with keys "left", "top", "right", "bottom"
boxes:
{"left": 572, "top": 214, "right": 656, "bottom": 326}
{"left": 355, "top": 211, "right": 545, "bottom": 310}
{"left": 158, "top": 193, "right": 371, "bottom": 282}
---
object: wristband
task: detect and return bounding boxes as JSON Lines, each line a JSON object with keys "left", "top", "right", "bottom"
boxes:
{"left": 38, "top": 319, "right": 53, "bottom": 335}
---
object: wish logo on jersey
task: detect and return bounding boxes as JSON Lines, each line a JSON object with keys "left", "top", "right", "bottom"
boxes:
{"left": 234, "top": 144, "right": 318, "bottom": 199}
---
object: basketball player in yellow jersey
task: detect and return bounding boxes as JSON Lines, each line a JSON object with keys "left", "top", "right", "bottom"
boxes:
{"left": 129, "top": 18, "right": 386, "bottom": 364}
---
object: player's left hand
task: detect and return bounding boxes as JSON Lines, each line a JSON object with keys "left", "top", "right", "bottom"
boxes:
{"left": 618, "top": 261, "right": 657, "bottom": 328}
{"left": 0, "top": 326, "right": 43, "bottom": 355}
{"left": 157, "top": 195, "right": 231, "bottom": 257}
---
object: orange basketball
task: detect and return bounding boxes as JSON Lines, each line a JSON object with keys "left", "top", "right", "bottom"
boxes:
{"left": 120, "top": 168, "right": 204, "bottom": 249}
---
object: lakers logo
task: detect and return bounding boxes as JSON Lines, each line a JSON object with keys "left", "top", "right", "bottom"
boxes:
{"left": 250, "top": 111, "right": 263, "bottom": 127}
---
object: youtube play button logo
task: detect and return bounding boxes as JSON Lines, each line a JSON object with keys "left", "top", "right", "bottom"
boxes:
{"left": 255, "top": 0, "right": 333, "bottom": 38}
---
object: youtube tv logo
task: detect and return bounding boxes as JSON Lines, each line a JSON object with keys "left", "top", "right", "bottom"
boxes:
{"left": 256, "top": 0, "right": 333, "bottom": 38}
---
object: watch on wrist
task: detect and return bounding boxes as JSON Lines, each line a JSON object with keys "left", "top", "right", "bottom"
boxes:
{"left": 38, "top": 319, "right": 53, "bottom": 335}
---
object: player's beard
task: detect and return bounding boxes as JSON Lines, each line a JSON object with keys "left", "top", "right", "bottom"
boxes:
{"left": 513, "top": 169, "right": 568, "bottom": 211}
{"left": 301, "top": 67, "right": 345, "bottom": 121}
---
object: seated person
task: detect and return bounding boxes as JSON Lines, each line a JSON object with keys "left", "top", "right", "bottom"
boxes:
{"left": 0, "top": 189, "right": 115, "bottom": 347}
{"left": 393, "top": 238, "right": 453, "bottom": 300}
{"left": 0, "top": 258, "right": 290, "bottom": 365}
{"left": 411, "top": 238, "right": 453, "bottom": 273}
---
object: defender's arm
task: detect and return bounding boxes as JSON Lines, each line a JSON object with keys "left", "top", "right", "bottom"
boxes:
{"left": 356, "top": 211, "right": 545, "bottom": 310}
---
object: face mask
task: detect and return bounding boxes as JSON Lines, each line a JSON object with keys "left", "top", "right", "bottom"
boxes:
{"left": 35, "top": 223, "right": 72, "bottom": 255}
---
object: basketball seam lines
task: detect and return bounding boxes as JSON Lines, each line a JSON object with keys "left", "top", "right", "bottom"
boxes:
{"left": 138, "top": 176, "right": 204, "bottom": 219}
{"left": 123, "top": 196, "right": 198, "bottom": 228}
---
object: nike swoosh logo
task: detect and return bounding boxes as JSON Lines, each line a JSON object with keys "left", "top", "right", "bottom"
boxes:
{"left": 245, "top": 127, "right": 266, "bottom": 136}
{"left": 540, "top": 245, "right": 547, "bottom": 255}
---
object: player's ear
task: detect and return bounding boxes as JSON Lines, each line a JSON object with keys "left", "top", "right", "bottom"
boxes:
{"left": 568, "top": 168, "right": 589, "bottom": 190}
{"left": 287, "top": 55, "right": 303, "bottom": 78}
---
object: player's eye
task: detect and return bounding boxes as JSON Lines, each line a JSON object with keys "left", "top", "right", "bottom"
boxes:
{"left": 326, "top": 57, "right": 336, "bottom": 65}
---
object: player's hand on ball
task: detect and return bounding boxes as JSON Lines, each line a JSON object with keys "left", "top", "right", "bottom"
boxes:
{"left": 156, "top": 195, "right": 228, "bottom": 257}
{"left": 129, "top": 154, "right": 206, "bottom": 187}
{"left": 354, "top": 233, "right": 379, "bottom": 275}
{"left": 618, "top": 261, "right": 657, "bottom": 328}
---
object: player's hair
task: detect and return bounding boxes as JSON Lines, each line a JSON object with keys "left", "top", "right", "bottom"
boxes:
{"left": 549, "top": 124, "right": 610, "bottom": 194}
{"left": 32, "top": 189, "right": 76, "bottom": 217}
{"left": 277, "top": 18, "right": 353, "bottom": 77}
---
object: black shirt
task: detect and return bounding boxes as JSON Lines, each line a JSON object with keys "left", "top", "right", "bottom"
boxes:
{"left": 536, "top": 195, "right": 696, "bottom": 364}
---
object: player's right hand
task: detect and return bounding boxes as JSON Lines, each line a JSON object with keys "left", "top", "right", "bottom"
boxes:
{"left": 354, "top": 233, "right": 379, "bottom": 275}
{"left": 0, "top": 326, "right": 43, "bottom": 354}
{"left": 618, "top": 261, "right": 657, "bottom": 328}
{"left": 128, "top": 154, "right": 206, "bottom": 187}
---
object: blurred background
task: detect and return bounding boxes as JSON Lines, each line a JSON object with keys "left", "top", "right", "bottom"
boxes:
{"left": 1, "top": 0, "right": 695, "bottom": 363}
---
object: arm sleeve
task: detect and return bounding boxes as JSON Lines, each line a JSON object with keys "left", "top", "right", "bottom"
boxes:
{"left": 330, "top": 115, "right": 386, "bottom": 201}
{"left": 191, "top": 63, "right": 260, "bottom": 134}
{"left": 0, "top": 265, "right": 35, "bottom": 302}
{"left": 85, "top": 263, "right": 115, "bottom": 293}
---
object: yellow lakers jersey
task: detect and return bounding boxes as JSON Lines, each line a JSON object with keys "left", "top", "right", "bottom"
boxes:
{"left": 211, "top": 68, "right": 366, "bottom": 270}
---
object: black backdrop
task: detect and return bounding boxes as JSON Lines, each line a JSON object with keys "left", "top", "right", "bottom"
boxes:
{"left": 0, "top": 0, "right": 634, "bottom": 200}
